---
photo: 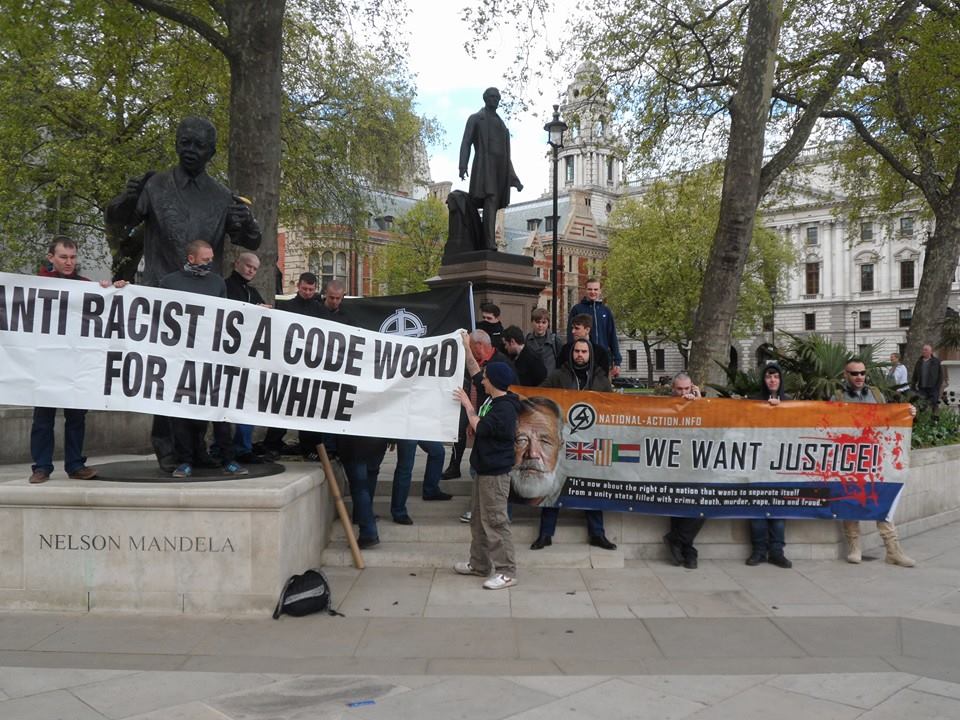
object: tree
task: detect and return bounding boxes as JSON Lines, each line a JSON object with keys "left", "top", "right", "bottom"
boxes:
{"left": 465, "top": 0, "right": 921, "bottom": 387}
{"left": 372, "top": 196, "right": 447, "bottom": 295}
{"left": 605, "top": 163, "right": 795, "bottom": 379}
{"left": 812, "top": 3, "right": 960, "bottom": 368}
{"left": 0, "top": 0, "right": 229, "bottom": 273}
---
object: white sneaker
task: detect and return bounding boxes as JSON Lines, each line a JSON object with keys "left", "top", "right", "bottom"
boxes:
{"left": 459, "top": 510, "right": 472, "bottom": 523}
{"left": 454, "top": 561, "right": 486, "bottom": 577}
{"left": 482, "top": 573, "right": 517, "bottom": 590}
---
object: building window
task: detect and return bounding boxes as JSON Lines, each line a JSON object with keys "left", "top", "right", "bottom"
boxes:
{"left": 607, "top": 157, "right": 614, "bottom": 183}
{"left": 805, "top": 262, "right": 820, "bottom": 295}
{"left": 899, "top": 308, "right": 912, "bottom": 328}
{"left": 596, "top": 116, "right": 605, "bottom": 138}
{"left": 321, "top": 251, "right": 334, "bottom": 285}
{"left": 806, "top": 225, "right": 819, "bottom": 245}
{"left": 527, "top": 218, "right": 541, "bottom": 231}
{"left": 804, "top": 313, "right": 816, "bottom": 331}
{"left": 335, "top": 252, "right": 347, "bottom": 281}
{"left": 585, "top": 197, "right": 591, "bottom": 207}
{"left": 859, "top": 310, "right": 871, "bottom": 330}
{"left": 898, "top": 342, "right": 907, "bottom": 357}
{"left": 900, "top": 216, "right": 914, "bottom": 236}
{"left": 308, "top": 251, "right": 320, "bottom": 276}
{"left": 860, "top": 263, "right": 874, "bottom": 292}
{"left": 627, "top": 349, "right": 637, "bottom": 371}
{"left": 860, "top": 222, "right": 873, "bottom": 241}
{"left": 900, "top": 260, "right": 915, "bottom": 289}
{"left": 654, "top": 349, "right": 665, "bottom": 371}
{"left": 545, "top": 216, "right": 554, "bottom": 232}
{"left": 565, "top": 156, "right": 574, "bottom": 184}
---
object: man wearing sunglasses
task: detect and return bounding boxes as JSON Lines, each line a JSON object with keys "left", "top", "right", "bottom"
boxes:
{"left": 837, "top": 358, "right": 917, "bottom": 567}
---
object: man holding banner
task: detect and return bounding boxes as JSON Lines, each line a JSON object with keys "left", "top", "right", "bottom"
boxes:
{"left": 29, "top": 237, "right": 128, "bottom": 484}
{"left": 663, "top": 372, "right": 704, "bottom": 569}
{"left": 836, "top": 358, "right": 916, "bottom": 567}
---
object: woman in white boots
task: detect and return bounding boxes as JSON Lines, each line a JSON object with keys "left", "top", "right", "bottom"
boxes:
{"left": 835, "top": 358, "right": 916, "bottom": 567}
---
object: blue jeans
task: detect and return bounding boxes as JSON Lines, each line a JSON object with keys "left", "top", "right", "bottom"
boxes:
{"left": 344, "top": 447, "right": 387, "bottom": 541}
{"left": 234, "top": 424, "right": 254, "bottom": 455}
{"left": 31, "top": 407, "right": 87, "bottom": 474}
{"left": 749, "top": 519, "right": 786, "bottom": 557}
{"left": 538, "top": 507, "right": 604, "bottom": 538}
{"left": 393, "top": 440, "right": 446, "bottom": 517}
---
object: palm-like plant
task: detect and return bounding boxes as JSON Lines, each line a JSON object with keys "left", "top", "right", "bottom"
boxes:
{"left": 770, "top": 333, "right": 889, "bottom": 400}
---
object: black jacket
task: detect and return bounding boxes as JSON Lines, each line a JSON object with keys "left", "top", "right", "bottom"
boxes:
{"left": 470, "top": 392, "right": 522, "bottom": 475}
{"left": 542, "top": 342, "right": 612, "bottom": 392}
{"left": 512, "top": 344, "right": 548, "bottom": 387}
{"left": 278, "top": 294, "right": 322, "bottom": 318}
{"left": 225, "top": 270, "right": 265, "bottom": 305}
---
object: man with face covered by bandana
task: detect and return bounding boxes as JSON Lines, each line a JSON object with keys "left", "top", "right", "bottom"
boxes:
{"left": 160, "top": 241, "right": 247, "bottom": 479}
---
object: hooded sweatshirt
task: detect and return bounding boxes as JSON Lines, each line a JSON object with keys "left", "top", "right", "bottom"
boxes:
{"left": 567, "top": 296, "right": 622, "bottom": 367}
{"left": 541, "top": 341, "right": 612, "bottom": 392}
{"left": 470, "top": 391, "right": 523, "bottom": 475}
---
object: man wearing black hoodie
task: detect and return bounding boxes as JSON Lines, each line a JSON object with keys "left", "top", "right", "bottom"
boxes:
{"left": 745, "top": 363, "right": 792, "bottom": 568}
{"left": 454, "top": 348, "right": 522, "bottom": 591}
{"left": 531, "top": 338, "right": 617, "bottom": 551}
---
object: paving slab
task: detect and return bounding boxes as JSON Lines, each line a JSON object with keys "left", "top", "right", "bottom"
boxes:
{"left": 765, "top": 671, "right": 918, "bottom": 709}
{"left": 622, "top": 673, "right": 772, "bottom": 706}
{"left": 354, "top": 618, "right": 519, "bottom": 660}
{"left": 0, "top": 688, "right": 110, "bottom": 720}
{"left": 123, "top": 701, "right": 234, "bottom": 720}
{"left": 188, "top": 617, "right": 368, "bottom": 659}
{"left": 28, "top": 615, "right": 217, "bottom": 655}
{"left": 515, "top": 618, "right": 660, "bottom": 660}
{"left": 685, "top": 682, "right": 864, "bottom": 720}
{"left": 771, "top": 616, "right": 902, "bottom": 657}
{"left": 901, "top": 617, "right": 960, "bottom": 664}
{"left": 0, "top": 666, "right": 137, "bottom": 699}
{"left": 345, "top": 676, "right": 553, "bottom": 720}
{"left": 670, "top": 590, "right": 770, "bottom": 617}
{"left": 644, "top": 617, "right": 806, "bottom": 659}
{"left": 545, "top": 677, "right": 705, "bottom": 720}
{"left": 71, "top": 671, "right": 273, "bottom": 720}
{"left": 856, "top": 686, "right": 960, "bottom": 719}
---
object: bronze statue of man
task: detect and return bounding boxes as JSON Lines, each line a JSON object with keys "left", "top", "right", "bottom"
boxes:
{"left": 105, "top": 116, "right": 262, "bottom": 473}
{"left": 106, "top": 116, "right": 261, "bottom": 286}
{"left": 459, "top": 87, "right": 523, "bottom": 250}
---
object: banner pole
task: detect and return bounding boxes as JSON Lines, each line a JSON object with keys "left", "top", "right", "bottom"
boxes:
{"left": 318, "top": 444, "right": 364, "bottom": 570}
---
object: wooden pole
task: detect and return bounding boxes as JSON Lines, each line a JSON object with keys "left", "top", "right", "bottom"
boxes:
{"left": 317, "top": 444, "right": 364, "bottom": 570}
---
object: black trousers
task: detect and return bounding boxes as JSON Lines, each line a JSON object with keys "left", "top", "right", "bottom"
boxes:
{"left": 171, "top": 418, "right": 232, "bottom": 465}
{"left": 666, "top": 517, "right": 706, "bottom": 560}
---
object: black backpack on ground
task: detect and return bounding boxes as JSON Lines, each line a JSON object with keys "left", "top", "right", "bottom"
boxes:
{"left": 272, "top": 569, "right": 343, "bottom": 618}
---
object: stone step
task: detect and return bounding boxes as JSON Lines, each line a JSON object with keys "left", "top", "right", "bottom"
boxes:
{"left": 330, "top": 515, "right": 618, "bottom": 544}
{"left": 321, "top": 541, "right": 624, "bottom": 569}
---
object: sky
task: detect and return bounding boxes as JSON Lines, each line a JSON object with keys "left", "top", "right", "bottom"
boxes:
{"left": 403, "top": 0, "right": 577, "bottom": 199}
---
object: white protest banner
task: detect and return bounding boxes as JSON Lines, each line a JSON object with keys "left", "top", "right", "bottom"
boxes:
{"left": 0, "top": 273, "right": 464, "bottom": 442}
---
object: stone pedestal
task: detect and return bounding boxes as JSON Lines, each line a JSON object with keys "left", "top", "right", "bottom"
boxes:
{"left": 429, "top": 250, "right": 547, "bottom": 330}
{"left": 0, "top": 461, "right": 336, "bottom": 614}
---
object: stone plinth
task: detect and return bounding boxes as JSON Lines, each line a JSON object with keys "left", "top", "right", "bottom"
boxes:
{"left": 0, "top": 406, "right": 153, "bottom": 465}
{"left": 0, "top": 459, "right": 336, "bottom": 614}
{"left": 430, "top": 250, "right": 547, "bottom": 330}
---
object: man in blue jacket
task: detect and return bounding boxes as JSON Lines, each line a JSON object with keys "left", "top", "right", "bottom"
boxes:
{"left": 567, "top": 279, "right": 621, "bottom": 378}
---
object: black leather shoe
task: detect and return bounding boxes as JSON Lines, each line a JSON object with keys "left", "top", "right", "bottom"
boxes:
{"left": 768, "top": 554, "right": 793, "bottom": 569}
{"left": 441, "top": 467, "right": 461, "bottom": 480}
{"left": 393, "top": 515, "right": 414, "bottom": 525}
{"left": 683, "top": 556, "right": 698, "bottom": 569}
{"left": 663, "top": 534, "right": 683, "bottom": 566}
{"left": 530, "top": 535, "right": 552, "bottom": 550}
{"left": 589, "top": 535, "right": 617, "bottom": 550}
{"left": 357, "top": 536, "right": 380, "bottom": 549}
{"left": 746, "top": 552, "right": 766, "bottom": 566}
{"left": 422, "top": 491, "right": 453, "bottom": 501}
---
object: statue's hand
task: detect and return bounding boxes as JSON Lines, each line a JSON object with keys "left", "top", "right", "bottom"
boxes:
{"left": 459, "top": 169, "right": 467, "bottom": 181}
{"left": 225, "top": 201, "right": 254, "bottom": 232}
{"left": 124, "top": 172, "right": 152, "bottom": 203}
{"left": 514, "top": 180, "right": 524, "bottom": 192}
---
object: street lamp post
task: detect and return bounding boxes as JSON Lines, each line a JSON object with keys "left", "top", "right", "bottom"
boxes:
{"left": 769, "top": 287, "right": 778, "bottom": 347}
{"left": 851, "top": 310, "right": 858, "bottom": 351}
{"left": 544, "top": 105, "right": 567, "bottom": 334}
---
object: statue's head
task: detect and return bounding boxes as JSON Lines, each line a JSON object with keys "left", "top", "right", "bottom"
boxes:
{"left": 483, "top": 87, "right": 501, "bottom": 110}
{"left": 175, "top": 117, "right": 217, "bottom": 176}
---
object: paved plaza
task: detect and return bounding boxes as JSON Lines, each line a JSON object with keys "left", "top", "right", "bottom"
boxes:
{"left": 2, "top": 450, "right": 960, "bottom": 718}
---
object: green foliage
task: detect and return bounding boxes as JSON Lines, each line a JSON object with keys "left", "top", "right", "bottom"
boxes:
{"left": 912, "top": 409, "right": 960, "bottom": 450}
{"left": 372, "top": 196, "right": 447, "bottom": 295}
{"left": 769, "top": 333, "right": 890, "bottom": 401}
{"left": 0, "top": 0, "right": 432, "bottom": 271}
{"left": 605, "top": 163, "right": 795, "bottom": 345}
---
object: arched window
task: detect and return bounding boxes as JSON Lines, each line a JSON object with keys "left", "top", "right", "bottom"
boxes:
{"left": 321, "top": 251, "right": 334, "bottom": 285}
{"left": 308, "top": 251, "right": 320, "bottom": 276}
{"left": 335, "top": 252, "right": 347, "bottom": 281}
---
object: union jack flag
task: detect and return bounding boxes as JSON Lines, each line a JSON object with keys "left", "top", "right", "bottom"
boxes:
{"left": 565, "top": 440, "right": 595, "bottom": 462}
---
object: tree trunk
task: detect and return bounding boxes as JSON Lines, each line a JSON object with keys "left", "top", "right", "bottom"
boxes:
{"left": 641, "top": 335, "right": 654, "bottom": 384}
{"left": 686, "top": 0, "right": 783, "bottom": 390}
{"left": 224, "top": 1, "right": 285, "bottom": 304}
{"left": 904, "top": 200, "right": 960, "bottom": 367}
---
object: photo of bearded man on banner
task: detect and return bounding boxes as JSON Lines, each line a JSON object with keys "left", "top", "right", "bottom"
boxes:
{"left": 510, "top": 396, "right": 566, "bottom": 507}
